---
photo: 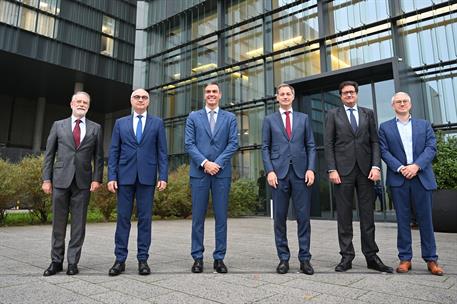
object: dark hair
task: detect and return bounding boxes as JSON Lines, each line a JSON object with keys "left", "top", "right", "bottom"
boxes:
{"left": 338, "top": 81, "right": 359, "bottom": 95}
{"left": 204, "top": 82, "right": 220, "bottom": 92}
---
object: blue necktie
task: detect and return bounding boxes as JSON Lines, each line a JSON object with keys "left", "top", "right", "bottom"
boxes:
{"left": 348, "top": 108, "right": 358, "bottom": 132}
{"left": 136, "top": 115, "right": 143, "bottom": 143}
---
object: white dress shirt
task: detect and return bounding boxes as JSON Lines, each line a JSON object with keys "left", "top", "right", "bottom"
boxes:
{"left": 133, "top": 111, "right": 146, "bottom": 136}
{"left": 279, "top": 107, "right": 293, "bottom": 130}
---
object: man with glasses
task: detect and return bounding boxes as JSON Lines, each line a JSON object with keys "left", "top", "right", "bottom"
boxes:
{"left": 379, "top": 92, "right": 444, "bottom": 276}
{"left": 324, "top": 81, "right": 393, "bottom": 273}
{"left": 107, "top": 88, "right": 168, "bottom": 276}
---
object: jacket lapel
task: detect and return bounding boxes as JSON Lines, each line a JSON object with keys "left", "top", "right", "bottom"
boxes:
{"left": 337, "top": 107, "right": 354, "bottom": 134}
{"left": 127, "top": 115, "right": 136, "bottom": 142}
{"left": 78, "top": 119, "right": 93, "bottom": 148}
{"left": 200, "top": 108, "right": 212, "bottom": 138}
{"left": 212, "top": 110, "right": 224, "bottom": 137}
{"left": 63, "top": 117, "right": 76, "bottom": 150}
{"left": 390, "top": 118, "right": 406, "bottom": 156}
{"left": 273, "top": 111, "right": 289, "bottom": 140}
{"left": 138, "top": 116, "right": 153, "bottom": 145}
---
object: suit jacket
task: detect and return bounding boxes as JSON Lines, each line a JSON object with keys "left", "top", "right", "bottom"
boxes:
{"left": 379, "top": 117, "right": 437, "bottom": 190}
{"left": 108, "top": 114, "right": 168, "bottom": 186}
{"left": 185, "top": 108, "right": 238, "bottom": 178}
{"left": 42, "top": 117, "right": 104, "bottom": 189}
{"left": 262, "top": 111, "right": 316, "bottom": 179}
{"left": 324, "top": 106, "right": 381, "bottom": 176}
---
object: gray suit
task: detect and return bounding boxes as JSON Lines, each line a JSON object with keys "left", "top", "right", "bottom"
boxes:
{"left": 43, "top": 117, "right": 103, "bottom": 264}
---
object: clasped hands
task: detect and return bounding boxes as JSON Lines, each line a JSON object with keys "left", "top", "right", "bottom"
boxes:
{"left": 267, "top": 170, "right": 315, "bottom": 189}
{"left": 400, "top": 164, "right": 420, "bottom": 179}
{"left": 203, "top": 161, "right": 220, "bottom": 176}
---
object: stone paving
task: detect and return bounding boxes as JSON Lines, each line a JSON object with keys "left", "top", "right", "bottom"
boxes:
{"left": 0, "top": 217, "right": 456, "bottom": 303}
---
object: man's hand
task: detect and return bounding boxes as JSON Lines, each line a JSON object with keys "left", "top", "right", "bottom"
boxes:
{"left": 203, "top": 161, "right": 220, "bottom": 175}
{"left": 368, "top": 168, "right": 381, "bottom": 182}
{"left": 267, "top": 171, "right": 278, "bottom": 189}
{"left": 305, "top": 170, "right": 315, "bottom": 187}
{"left": 401, "top": 164, "right": 420, "bottom": 179}
{"left": 107, "top": 181, "right": 118, "bottom": 193}
{"left": 42, "top": 181, "right": 52, "bottom": 194}
{"left": 329, "top": 171, "right": 341, "bottom": 184}
{"left": 157, "top": 180, "right": 167, "bottom": 191}
{"left": 90, "top": 181, "right": 101, "bottom": 192}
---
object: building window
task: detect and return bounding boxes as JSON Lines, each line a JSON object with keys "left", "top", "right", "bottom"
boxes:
{"left": 0, "top": 0, "right": 20, "bottom": 25}
{"left": 19, "top": 6, "right": 37, "bottom": 31}
{"left": 101, "top": 15, "right": 115, "bottom": 56}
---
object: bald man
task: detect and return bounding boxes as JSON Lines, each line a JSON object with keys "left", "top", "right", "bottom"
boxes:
{"left": 107, "top": 89, "right": 168, "bottom": 276}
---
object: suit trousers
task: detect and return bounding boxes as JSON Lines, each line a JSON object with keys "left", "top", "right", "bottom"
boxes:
{"left": 391, "top": 177, "right": 438, "bottom": 262}
{"left": 190, "top": 175, "right": 231, "bottom": 260}
{"left": 334, "top": 165, "right": 379, "bottom": 261}
{"left": 114, "top": 181, "right": 155, "bottom": 262}
{"left": 51, "top": 179, "right": 90, "bottom": 264}
{"left": 272, "top": 165, "right": 312, "bottom": 262}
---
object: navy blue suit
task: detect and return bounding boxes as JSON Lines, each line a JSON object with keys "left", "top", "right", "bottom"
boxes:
{"left": 108, "top": 114, "right": 168, "bottom": 262}
{"left": 185, "top": 108, "right": 238, "bottom": 260}
{"left": 379, "top": 118, "right": 438, "bottom": 262}
{"left": 262, "top": 111, "right": 316, "bottom": 262}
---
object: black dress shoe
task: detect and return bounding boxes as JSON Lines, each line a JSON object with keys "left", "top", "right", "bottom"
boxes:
{"left": 66, "top": 264, "right": 79, "bottom": 275}
{"left": 108, "top": 261, "right": 125, "bottom": 276}
{"left": 138, "top": 261, "right": 151, "bottom": 275}
{"left": 367, "top": 255, "right": 393, "bottom": 273}
{"left": 335, "top": 260, "right": 352, "bottom": 272}
{"left": 213, "top": 260, "right": 228, "bottom": 273}
{"left": 300, "top": 261, "right": 314, "bottom": 275}
{"left": 276, "top": 260, "right": 289, "bottom": 274}
{"left": 43, "top": 262, "right": 63, "bottom": 276}
{"left": 191, "top": 259, "right": 203, "bottom": 273}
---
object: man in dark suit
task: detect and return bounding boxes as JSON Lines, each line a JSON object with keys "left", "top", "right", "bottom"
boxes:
{"left": 379, "top": 92, "right": 444, "bottom": 276}
{"left": 42, "top": 91, "right": 104, "bottom": 276}
{"left": 324, "top": 81, "right": 392, "bottom": 273}
{"left": 107, "top": 88, "right": 168, "bottom": 276}
{"left": 262, "top": 83, "right": 317, "bottom": 275}
{"left": 185, "top": 82, "right": 238, "bottom": 274}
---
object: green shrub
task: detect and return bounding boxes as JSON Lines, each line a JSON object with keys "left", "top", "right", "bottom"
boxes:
{"left": 15, "top": 155, "right": 51, "bottom": 224}
{"left": 0, "top": 159, "right": 18, "bottom": 225}
{"left": 154, "top": 164, "right": 192, "bottom": 219}
{"left": 228, "top": 179, "right": 258, "bottom": 217}
{"left": 433, "top": 132, "right": 457, "bottom": 189}
{"left": 91, "top": 167, "right": 117, "bottom": 221}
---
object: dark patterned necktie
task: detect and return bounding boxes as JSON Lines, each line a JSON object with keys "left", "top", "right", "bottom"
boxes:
{"left": 73, "top": 119, "right": 81, "bottom": 148}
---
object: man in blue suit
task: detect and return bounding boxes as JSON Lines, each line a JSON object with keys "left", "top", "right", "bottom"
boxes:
{"left": 107, "top": 88, "right": 168, "bottom": 276}
{"left": 379, "top": 92, "right": 444, "bottom": 276}
{"left": 185, "top": 82, "right": 238, "bottom": 274}
{"left": 262, "top": 83, "right": 317, "bottom": 275}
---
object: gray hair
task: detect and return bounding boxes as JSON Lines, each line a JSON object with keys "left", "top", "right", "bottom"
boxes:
{"left": 72, "top": 91, "right": 91, "bottom": 102}
{"left": 391, "top": 92, "right": 411, "bottom": 104}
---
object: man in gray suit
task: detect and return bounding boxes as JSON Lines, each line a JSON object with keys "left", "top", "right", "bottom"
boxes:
{"left": 324, "top": 81, "right": 392, "bottom": 273}
{"left": 42, "top": 91, "right": 104, "bottom": 276}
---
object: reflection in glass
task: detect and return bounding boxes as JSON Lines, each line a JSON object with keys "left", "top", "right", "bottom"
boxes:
{"left": 274, "top": 48, "right": 320, "bottom": 85}
{"left": 226, "top": 0, "right": 263, "bottom": 26}
{"left": 101, "top": 35, "right": 114, "bottom": 56}
{"left": 0, "top": 1, "right": 19, "bottom": 25}
{"left": 19, "top": 7, "right": 36, "bottom": 31}
{"left": 37, "top": 13, "right": 55, "bottom": 37}
{"left": 375, "top": 79, "right": 395, "bottom": 124}
{"left": 102, "top": 15, "right": 115, "bottom": 36}
{"left": 237, "top": 106, "right": 264, "bottom": 147}
{"left": 39, "top": 0, "right": 59, "bottom": 15}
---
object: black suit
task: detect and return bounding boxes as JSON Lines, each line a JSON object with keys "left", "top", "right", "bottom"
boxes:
{"left": 324, "top": 106, "right": 380, "bottom": 261}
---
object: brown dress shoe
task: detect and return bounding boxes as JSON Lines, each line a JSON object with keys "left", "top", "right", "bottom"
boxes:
{"left": 396, "top": 261, "right": 411, "bottom": 273}
{"left": 427, "top": 261, "right": 444, "bottom": 276}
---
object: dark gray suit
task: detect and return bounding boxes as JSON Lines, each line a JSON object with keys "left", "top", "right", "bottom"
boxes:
{"left": 43, "top": 117, "right": 103, "bottom": 264}
{"left": 324, "top": 106, "right": 380, "bottom": 261}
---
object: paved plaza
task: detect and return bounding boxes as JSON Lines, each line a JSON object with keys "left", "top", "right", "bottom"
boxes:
{"left": 0, "top": 217, "right": 456, "bottom": 303}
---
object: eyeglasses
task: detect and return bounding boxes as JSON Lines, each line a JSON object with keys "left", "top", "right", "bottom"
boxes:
{"left": 132, "top": 95, "right": 149, "bottom": 101}
{"left": 394, "top": 99, "right": 410, "bottom": 105}
{"left": 341, "top": 91, "right": 356, "bottom": 96}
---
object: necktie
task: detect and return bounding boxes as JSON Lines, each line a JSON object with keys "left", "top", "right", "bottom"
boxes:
{"left": 73, "top": 119, "right": 81, "bottom": 149}
{"left": 348, "top": 108, "right": 358, "bottom": 132}
{"left": 209, "top": 110, "right": 216, "bottom": 134}
{"left": 285, "top": 111, "right": 292, "bottom": 140}
{"left": 136, "top": 115, "right": 143, "bottom": 143}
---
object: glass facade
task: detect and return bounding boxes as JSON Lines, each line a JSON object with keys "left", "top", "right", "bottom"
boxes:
{"left": 136, "top": 0, "right": 457, "bottom": 219}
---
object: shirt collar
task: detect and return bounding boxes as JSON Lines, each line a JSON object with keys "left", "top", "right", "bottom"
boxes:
{"left": 206, "top": 106, "right": 219, "bottom": 114}
{"left": 72, "top": 115, "right": 85, "bottom": 124}
{"left": 344, "top": 105, "right": 358, "bottom": 111}
{"left": 279, "top": 107, "right": 293, "bottom": 115}
{"left": 395, "top": 115, "right": 412, "bottom": 123}
{"left": 133, "top": 111, "right": 146, "bottom": 118}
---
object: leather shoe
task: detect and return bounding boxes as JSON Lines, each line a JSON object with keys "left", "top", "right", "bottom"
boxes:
{"left": 138, "top": 261, "right": 150, "bottom": 275}
{"left": 191, "top": 259, "right": 203, "bottom": 273}
{"left": 214, "top": 260, "right": 228, "bottom": 273}
{"left": 300, "top": 261, "right": 314, "bottom": 275}
{"left": 427, "top": 261, "right": 444, "bottom": 276}
{"left": 43, "top": 262, "right": 63, "bottom": 276}
{"left": 367, "top": 256, "right": 393, "bottom": 273}
{"left": 335, "top": 260, "right": 352, "bottom": 272}
{"left": 396, "top": 260, "right": 412, "bottom": 273}
{"left": 108, "top": 261, "right": 125, "bottom": 276}
{"left": 66, "top": 264, "right": 79, "bottom": 275}
{"left": 276, "top": 260, "right": 289, "bottom": 274}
